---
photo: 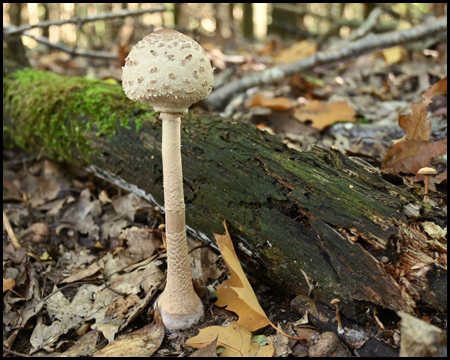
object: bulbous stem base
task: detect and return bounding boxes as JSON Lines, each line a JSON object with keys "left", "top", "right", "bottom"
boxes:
{"left": 158, "top": 112, "right": 204, "bottom": 330}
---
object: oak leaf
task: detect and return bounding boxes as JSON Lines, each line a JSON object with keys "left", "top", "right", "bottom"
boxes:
{"left": 383, "top": 77, "right": 447, "bottom": 173}
{"left": 185, "top": 321, "right": 274, "bottom": 357}
{"left": 214, "top": 221, "right": 270, "bottom": 332}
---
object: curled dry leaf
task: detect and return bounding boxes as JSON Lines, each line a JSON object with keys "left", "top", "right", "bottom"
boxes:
{"left": 186, "top": 321, "right": 274, "bottom": 357}
{"left": 92, "top": 307, "right": 165, "bottom": 357}
{"left": 214, "top": 221, "right": 270, "bottom": 332}
{"left": 383, "top": 76, "right": 447, "bottom": 175}
{"left": 294, "top": 100, "right": 356, "bottom": 130}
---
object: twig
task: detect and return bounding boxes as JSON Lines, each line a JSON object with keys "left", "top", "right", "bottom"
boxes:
{"left": 3, "top": 6, "right": 167, "bottom": 60}
{"left": 3, "top": 6, "right": 167, "bottom": 37}
{"left": 2, "top": 348, "right": 31, "bottom": 357}
{"left": 347, "top": 6, "right": 383, "bottom": 42}
{"left": 8, "top": 28, "right": 117, "bottom": 60}
{"left": 3, "top": 210, "right": 21, "bottom": 249}
{"left": 206, "top": 17, "right": 447, "bottom": 110}
{"left": 269, "top": 320, "right": 306, "bottom": 341}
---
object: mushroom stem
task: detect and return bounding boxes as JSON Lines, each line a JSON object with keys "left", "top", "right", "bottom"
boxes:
{"left": 331, "top": 299, "right": 344, "bottom": 334}
{"left": 417, "top": 167, "right": 437, "bottom": 203}
{"left": 161, "top": 112, "right": 185, "bottom": 234}
{"left": 158, "top": 112, "right": 203, "bottom": 330}
{"left": 423, "top": 175, "right": 430, "bottom": 202}
{"left": 335, "top": 305, "right": 343, "bottom": 334}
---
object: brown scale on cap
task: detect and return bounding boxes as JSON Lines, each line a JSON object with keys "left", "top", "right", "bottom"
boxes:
{"left": 122, "top": 29, "right": 214, "bottom": 113}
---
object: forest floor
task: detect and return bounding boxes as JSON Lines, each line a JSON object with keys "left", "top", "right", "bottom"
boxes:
{"left": 3, "top": 20, "right": 447, "bottom": 357}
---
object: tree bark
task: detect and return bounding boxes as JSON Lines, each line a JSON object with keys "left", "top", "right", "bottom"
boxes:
{"left": 3, "top": 64, "right": 446, "bottom": 324}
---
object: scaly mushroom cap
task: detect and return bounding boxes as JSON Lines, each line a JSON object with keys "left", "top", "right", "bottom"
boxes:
{"left": 122, "top": 29, "right": 214, "bottom": 113}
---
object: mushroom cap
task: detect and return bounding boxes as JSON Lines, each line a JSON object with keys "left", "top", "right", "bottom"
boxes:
{"left": 330, "top": 298, "right": 340, "bottom": 305}
{"left": 122, "top": 29, "right": 214, "bottom": 113}
{"left": 417, "top": 167, "right": 437, "bottom": 175}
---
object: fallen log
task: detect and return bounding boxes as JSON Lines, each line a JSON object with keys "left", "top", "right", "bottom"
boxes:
{"left": 3, "top": 63, "right": 446, "bottom": 325}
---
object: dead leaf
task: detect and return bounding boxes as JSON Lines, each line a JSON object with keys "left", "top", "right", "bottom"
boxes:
{"left": 382, "top": 77, "right": 447, "bottom": 174}
{"left": 399, "top": 77, "right": 447, "bottom": 141}
{"left": 30, "top": 284, "right": 100, "bottom": 351}
{"left": 105, "top": 294, "right": 140, "bottom": 319}
{"left": 3, "top": 278, "right": 15, "bottom": 293}
{"left": 247, "top": 93, "right": 295, "bottom": 111}
{"left": 60, "top": 188, "right": 100, "bottom": 236}
{"left": 189, "top": 337, "right": 219, "bottom": 357}
{"left": 112, "top": 193, "right": 149, "bottom": 222}
{"left": 186, "top": 321, "right": 274, "bottom": 357}
{"left": 294, "top": 100, "right": 356, "bottom": 130}
{"left": 59, "top": 262, "right": 102, "bottom": 284}
{"left": 381, "top": 138, "right": 447, "bottom": 174}
{"left": 27, "top": 177, "right": 61, "bottom": 208}
{"left": 274, "top": 40, "right": 316, "bottom": 65}
{"left": 214, "top": 221, "right": 270, "bottom": 332}
{"left": 119, "top": 226, "right": 161, "bottom": 260}
{"left": 3, "top": 278, "right": 22, "bottom": 298}
{"left": 379, "top": 20, "right": 411, "bottom": 65}
{"left": 380, "top": 46, "right": 406, "bottom": 65}
{"left": 53, "top": 330, "right": 99, "bottom": 357}
{"left": 92, "top": 307, "right": 165, "bottom": 357}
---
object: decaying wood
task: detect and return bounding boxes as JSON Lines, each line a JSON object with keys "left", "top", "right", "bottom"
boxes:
{"left": 3, "top": 64, "right": 446, "bottom": 325}
{"left": 291, "top": 294, "right": 399, "bottom": 357}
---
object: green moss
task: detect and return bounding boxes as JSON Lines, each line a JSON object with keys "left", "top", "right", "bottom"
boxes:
{"left": 3, "top": 68, "right": 155, "bottom": 161}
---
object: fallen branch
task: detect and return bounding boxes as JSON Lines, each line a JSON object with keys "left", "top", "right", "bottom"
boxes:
{"left": 3, "top": 6, "right": 167, "bottom": 60}
{"left": 206, "top": 17, "right": 447, "bottom": 110}
{"left": 3, "top": 6, "right": 167, "bottom": 36}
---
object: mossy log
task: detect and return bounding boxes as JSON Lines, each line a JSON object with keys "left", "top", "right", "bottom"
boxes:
{"left": 3, "top": 64, "right": 446, "bottom": 324}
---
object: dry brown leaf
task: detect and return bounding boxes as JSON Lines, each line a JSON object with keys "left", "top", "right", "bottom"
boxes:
{"left": 214, "top": 221, "right": 270, "bottom": 332}
{"left": 383, "top": 77, "right": 447, "bottom": 174}
{"left": 379, "top": 21, "right": 411, "bottom": 65}
{"left": 380, "top": 46, "right": 406, "bottom": 65}
{"left": 54, "top": 330, "right": 99, "bottom": 357}
{"left": 274, "top": 40, "right": 316, "bottom": 65}
{"left": 189, "top": 337, "right": 219, "bottom": 357}
{"left": 381, "top": 138, "right": 447, "bottom": 174}
{"left": 3, "top": 278, "right": 15, "bottom": 292}
{"left": 3, "top": 278, "right": 16, "bottom": 294}
{"left": 59, "top": 262, "right": 102, "bottom": 284}
{"left": 294, "top": 100, "right": 356, "bottom": 130}
{"left": 92, "top": 307, "right": 165, "bottom": 357}
{"left": 185, "top": 321, "right": 274, "bottom": 357}
{"left": 247, "top": 93, "right": 295, "bottom": 111}
{"left": 118, "top": 226, "right": 161, "bottom": 260}
{"left": 399, "top": 77, "right": 447, "bottom": 141}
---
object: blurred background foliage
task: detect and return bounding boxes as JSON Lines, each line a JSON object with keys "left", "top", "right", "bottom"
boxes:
{"left": 3, "top": 3, "right": 446, "bottom": 50}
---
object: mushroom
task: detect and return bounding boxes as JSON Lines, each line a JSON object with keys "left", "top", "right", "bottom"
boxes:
{"left": 122, "top": 29, "right": 214, "bottom": 330}
{"left": 330, "top": 298, "right": 344, "bottom": 334}
{"left": 417, "top": 167, "right": 437, "bottom": 202}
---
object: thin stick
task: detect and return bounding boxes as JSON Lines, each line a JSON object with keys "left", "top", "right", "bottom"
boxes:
{"left": 3, "top": 210, "right": 21, "bottom": 248}
{"left": 269, "top": 320, "right": 306, "bottom": 341}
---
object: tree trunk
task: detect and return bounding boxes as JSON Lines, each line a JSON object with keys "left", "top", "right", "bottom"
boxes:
{"left": 3, "top": 63, "right": 446, "bottom": 324}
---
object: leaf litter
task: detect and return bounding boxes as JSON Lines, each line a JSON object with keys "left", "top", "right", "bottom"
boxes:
{"left": 3, "top": 158, "right": 169, "bottom": 355}
{"left": 3, "top": 11, "right": 448, "bottom": 357}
